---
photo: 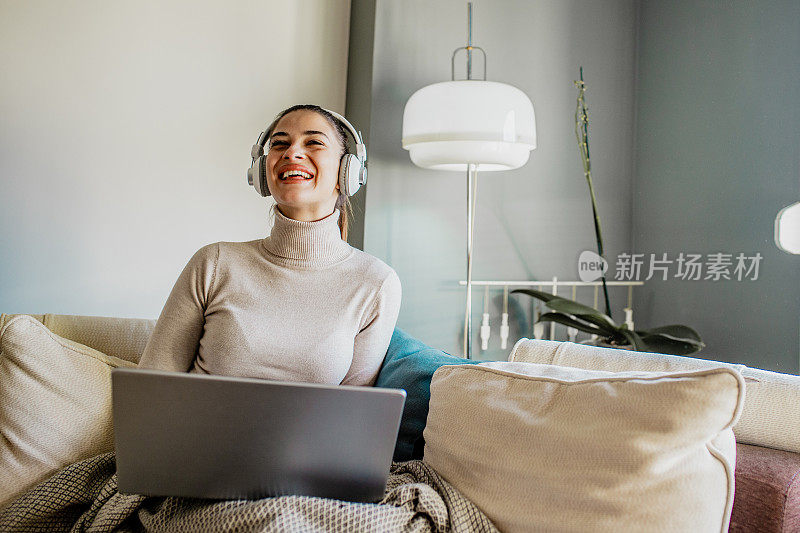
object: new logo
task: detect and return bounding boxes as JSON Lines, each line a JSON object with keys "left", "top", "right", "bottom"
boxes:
{"left": 578, "top": 250, "right": 608, "bottom": 282}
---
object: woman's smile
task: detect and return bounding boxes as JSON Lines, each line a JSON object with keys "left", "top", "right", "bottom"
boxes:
{"left": 277, "top": 164, "right": 315, "bottom": 181}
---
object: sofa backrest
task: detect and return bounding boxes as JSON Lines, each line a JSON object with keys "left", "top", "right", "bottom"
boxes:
{"left": 509, "top": 337, "right": 800, "bottom": 456}
{"left": 0, "top": 313, "right": 156, "bottom": 365}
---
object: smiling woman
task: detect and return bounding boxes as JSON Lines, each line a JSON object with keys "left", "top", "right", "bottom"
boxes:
{"left": 248, "top": 104, "right": 362, "bottom": 241}
{"left": 265, "top": 106, "right": 350, "bottom": 225}
{"left": 137, "top": 104, "right": 402, "bottom": 388}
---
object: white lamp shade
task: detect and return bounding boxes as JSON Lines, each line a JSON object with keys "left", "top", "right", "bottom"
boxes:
{"left": 402, "top": 80, "right": 536, "bottom": 172}
{"left": 775, "top": 201, "right": 800, "bottom": 254}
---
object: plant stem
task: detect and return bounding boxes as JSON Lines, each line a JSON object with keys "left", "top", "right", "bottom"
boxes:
{"left": 575, "top": 66, "right": 612, "bottom": 319}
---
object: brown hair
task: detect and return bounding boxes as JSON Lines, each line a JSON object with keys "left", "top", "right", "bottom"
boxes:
{"left": 265, "top": 104, "right": 355, "bottom": 242}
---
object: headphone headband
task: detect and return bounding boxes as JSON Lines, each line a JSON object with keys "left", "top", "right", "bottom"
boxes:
{"left": 321, "top": 108, "right": 367, "bottom": 164}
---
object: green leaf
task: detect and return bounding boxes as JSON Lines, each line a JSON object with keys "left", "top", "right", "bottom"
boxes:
{"left": 536, "top": 312, "right": 607, "bottom": 337}
{"left": 572, "top": 311, "right": 619, "bottom": 332}
{"left": 509, "top": 288, "right": 561, "bottom": 304}
{"left": 617, "top": 328, "right": 643, "bottom": 350}
{"left": 637, "top": 324, "right": 702, "bottom": 343}
{"left": 545, "top": 297, "right": 605, "bottom": 316}
{"left": 547, "top": 300, "right": 618, "bottom": 330}
{"left": 636, "top": 332, "right": 705, "bottom": 356}
{"left": 640, "top": 332, "right": 705, "bottom": 349}
{"left": 511, "top": 289, "right": 618, "bottom": 329}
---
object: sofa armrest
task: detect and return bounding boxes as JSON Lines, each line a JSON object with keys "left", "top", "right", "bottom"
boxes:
{"left": 731, "top": 443, "right": 800, "bottom": 532}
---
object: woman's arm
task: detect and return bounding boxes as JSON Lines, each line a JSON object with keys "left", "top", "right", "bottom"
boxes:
{"left": 137, "top": 243, "right": 219, "bottom": 372}
{"left": 340, "top": 269, "right": 402, "bottom": 386}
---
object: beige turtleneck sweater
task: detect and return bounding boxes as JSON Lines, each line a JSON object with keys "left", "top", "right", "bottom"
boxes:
{"left": 137, "top": 208, "right": 402, "bottom": 386}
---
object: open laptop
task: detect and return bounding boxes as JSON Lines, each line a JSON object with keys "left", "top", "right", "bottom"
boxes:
{"left": 111, "top": 368, "right": 406, "bottom": 503}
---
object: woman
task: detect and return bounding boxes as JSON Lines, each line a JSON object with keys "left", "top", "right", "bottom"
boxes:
{"left": 137, "top": 104, "right": 402, "bottom": 387}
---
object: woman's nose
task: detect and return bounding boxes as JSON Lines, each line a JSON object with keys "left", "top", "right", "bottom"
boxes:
{"left": 282, "top": 143, "right": 306, "bottom": 159}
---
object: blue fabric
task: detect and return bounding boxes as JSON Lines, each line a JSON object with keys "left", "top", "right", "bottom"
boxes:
{"left": 375, "top": 327, "right": 482, "bottom": 462}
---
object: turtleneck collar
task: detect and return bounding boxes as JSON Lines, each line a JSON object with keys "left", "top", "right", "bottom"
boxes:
{"left": 261, "top": 207, "right": 353, "bottom": 268}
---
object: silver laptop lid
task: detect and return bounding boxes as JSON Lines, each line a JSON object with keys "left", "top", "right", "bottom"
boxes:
{"left": 112, "top": 368, "right": 406, "bottom": 503}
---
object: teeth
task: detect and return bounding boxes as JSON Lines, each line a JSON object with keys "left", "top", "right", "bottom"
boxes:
{"left": 280, "top": 170, "right": 313, "bottom": 180}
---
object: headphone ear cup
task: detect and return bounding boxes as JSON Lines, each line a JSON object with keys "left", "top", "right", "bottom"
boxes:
{"left": 338, "top": 155, "right": 349, "bottom": 196}
{"left": 339, "top": 154, "right": 363, "bottom": 197}
{"left": 257, "top": 156, "right": 271, "bottom": 197}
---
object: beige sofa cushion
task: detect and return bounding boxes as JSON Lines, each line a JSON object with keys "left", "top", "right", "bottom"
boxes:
{"left": 0, "top": 313, "right": 156, "bottom": 365}
{"left": 0, "top": 315, "right": 136, "bottom": 509}
{"left": 423, "top": 361, "right": 744, "bottom": 533}
{"left": 510, "top": 338, "right": 800, "bottom": 455}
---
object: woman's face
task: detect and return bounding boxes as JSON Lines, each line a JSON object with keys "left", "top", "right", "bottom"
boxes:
{"left": 265, "top": 109, "right": 344, "bottom": 222}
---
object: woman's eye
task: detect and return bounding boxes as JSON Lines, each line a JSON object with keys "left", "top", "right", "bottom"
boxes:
{"left": 269, "top": 139, "right": 323, "bottom": 149}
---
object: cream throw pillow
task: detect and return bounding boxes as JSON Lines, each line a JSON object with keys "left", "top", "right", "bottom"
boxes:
{"left": 423, "top": 361, "right": 745, "bottom": 533}
{"left": 0, "top": 315, "right": 136, "bottom": 509}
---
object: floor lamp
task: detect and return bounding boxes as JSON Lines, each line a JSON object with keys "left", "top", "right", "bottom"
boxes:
{"left": 401, "top": 3, "right": 536, "bottom": 358}
{"left": 776, "top": 200, "right": 800, "bottom": 254}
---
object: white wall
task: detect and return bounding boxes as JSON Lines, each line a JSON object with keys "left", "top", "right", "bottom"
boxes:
{"left": 0, "top": 0, "right": 351, "bottom": 318}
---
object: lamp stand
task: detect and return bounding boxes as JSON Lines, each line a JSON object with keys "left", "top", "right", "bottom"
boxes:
{"left": 402, "top": 2, "right": 535, "bottom": 359}
{"left": 463, "top": 163, "right": 478, "bottom": 359}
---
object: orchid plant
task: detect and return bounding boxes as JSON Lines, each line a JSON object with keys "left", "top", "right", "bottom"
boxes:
{"left": 510, "top": 288, "right": 705, "bottom": 356}
{"left": 508, "top": 68, "right": 705, "bottom": 356}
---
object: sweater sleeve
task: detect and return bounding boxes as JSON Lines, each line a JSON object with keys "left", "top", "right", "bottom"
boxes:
{"left": 138, "top": 243, "right": 219, "bottom": 372}
{"left": 340, "top": 269, "right": 402, "bottom": 386}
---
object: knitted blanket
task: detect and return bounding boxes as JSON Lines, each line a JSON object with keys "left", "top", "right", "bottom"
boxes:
{"left": 0, "top": 453, "right": 499, "bottom": 532}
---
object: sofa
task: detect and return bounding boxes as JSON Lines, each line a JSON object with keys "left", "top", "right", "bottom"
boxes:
{"left": 1, "top": 312, "right": 799, "bottom": 532}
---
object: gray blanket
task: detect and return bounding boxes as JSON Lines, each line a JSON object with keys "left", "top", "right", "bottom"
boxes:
{"left": 0, "top": 453, "right": 499, "bottom": 532}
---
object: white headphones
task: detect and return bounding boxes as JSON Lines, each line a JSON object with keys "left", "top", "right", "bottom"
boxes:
{"left": 247, "top": 108, "right": 367, "bottom": 197}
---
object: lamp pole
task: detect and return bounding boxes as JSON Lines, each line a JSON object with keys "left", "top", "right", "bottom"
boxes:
{"left": 463, "top": 2, "right": 476, "bottom": 359}
{"left": 464, "top": 164, "right": 478, "bottom": 358}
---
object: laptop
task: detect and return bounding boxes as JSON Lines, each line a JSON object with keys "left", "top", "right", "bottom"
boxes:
{"left": 111, "top": 367, "right": 406, "bottom": 503}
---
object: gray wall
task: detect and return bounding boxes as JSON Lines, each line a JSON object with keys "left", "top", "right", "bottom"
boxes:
{"left": 356, "top": 0, "right": 799, "bottom": 370}
{"left": 632, "top": 0, "right": 800, "bottom": 372}
{"left": 344, "top": 0, "right": 377, "bottom": 251}
{"left": 360, "top": 0, "right": 638, "bottom": 360}
{"left": 0, "top": 0, "right": 351, "bottom": 319}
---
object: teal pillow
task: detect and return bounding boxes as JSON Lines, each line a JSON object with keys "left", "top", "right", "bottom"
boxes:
{"left": 376, "top": 328, "right": 481, "bottom": 462}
